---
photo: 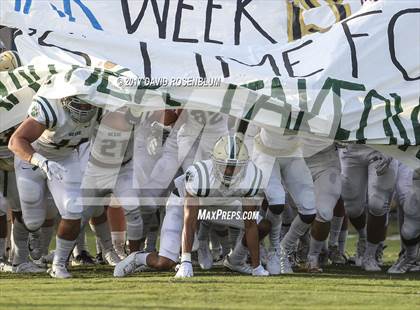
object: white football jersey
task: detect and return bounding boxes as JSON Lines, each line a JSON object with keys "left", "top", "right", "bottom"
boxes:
{"left": 28, "top": 96, "right": 97, "bottom": 160}
{"left": 174, "top": 159, "right": 263, "bottom": 205}
{"left": 90, "top": 109, "right": 134, "bottom": 165}
{"left": 0, "top": 126, "right": 16, "bottom": 159}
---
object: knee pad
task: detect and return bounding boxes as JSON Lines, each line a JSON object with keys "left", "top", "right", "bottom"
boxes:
{"left": 19, "top": 178, "right": 43, "bottom": 207}
{"left": 125, "top": 208, "right": 143, "bottom": 240}
{"left": 23, "top": 215, "right": 45, "bottom": 232}
{"left": 299, "top": 213, "right": 316, "bottom": 224}
{"left": 82, "top": 205, "right": 104, "bottom": 225}
{"left": 368, "top": 194, "right": 391, "bottom": 217}
{"left": 315, "top": 205, "right": 334, "bottom": 223}
{"left": 401, "top": 217, "right": 420, "bottom": 241}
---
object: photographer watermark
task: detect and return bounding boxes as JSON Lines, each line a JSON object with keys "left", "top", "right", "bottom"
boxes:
{"left": 198, "top": 209, "right": 259, "bottom": 221}
{"left": 117, "top": 77, "right": 222, "bottom": 88}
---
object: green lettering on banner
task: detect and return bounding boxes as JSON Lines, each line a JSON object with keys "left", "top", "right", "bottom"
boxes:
{"left": 84, "top": 68, "right": 102, "bottom": 86}
{"left": 48, "top": 64, "right": 58, "bottom": 75}
{"left": 242, "top": 79, "right": 291, "bottom": 129}
{"left": 381, "top": 92, "right": 397, "bottom": 144}
{"left": 0, "top": 100, "right": 14, "bottom": 111}
{"left": 332, "top": 79, "right": 365, "bottom": 140}
{"left": 389, "top": 93, "right": 410, "bottom": 145}
{"left": 96, "top": 75, "right": 131, "bottom": 101}
{"left": 0, "top": 81, "right": 7, "bottom": 97}
{"left": 17, "top": 69, "right": 40, "bottom": 92}
{"left": 271, "top": 77, "right": 291, "bottom": 129}
{"left": 8, "top": 72, "right": 22, "bottom": 89}
{"left": 412, "top": 99, "right": 420, "bottom": 145}
{"left": 220, "top": 84, "right": 237, "bottom": 115}
{"left": 356, "top": 90, "right": 375, "bottom": 141}
{"left": 65, "top": 65, "right": 81, "bottom": 81}
{"left": 293, "top": 79, "right": 307, "bottom": 132}
{"left": 27, "top": 65, "right": 40, "bottom": 80}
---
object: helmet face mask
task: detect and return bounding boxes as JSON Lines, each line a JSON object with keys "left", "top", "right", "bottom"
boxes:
{"left": 62, "top": 96, "right": 97, "bottom": 123}
{"left": 211, "top": 134, "right": 249, "bottom": 186}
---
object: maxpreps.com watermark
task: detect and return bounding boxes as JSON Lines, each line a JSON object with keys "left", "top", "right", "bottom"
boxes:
{"left": 198, "top": 209, "right": 259, "bottom": 221}
{"left": 117, "top": 77, "right": 222, "bottom": 88}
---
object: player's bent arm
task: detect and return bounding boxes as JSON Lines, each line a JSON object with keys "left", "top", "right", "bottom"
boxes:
{"left": 242, "top": 202, "right": 260, "bottom": 269}
{"left": 8, "top": 118, "right": 46, "bottom": 162}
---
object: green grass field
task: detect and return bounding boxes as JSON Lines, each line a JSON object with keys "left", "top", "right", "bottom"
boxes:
{"left": 1, "top": 235, "right": 420, "bottom": 310}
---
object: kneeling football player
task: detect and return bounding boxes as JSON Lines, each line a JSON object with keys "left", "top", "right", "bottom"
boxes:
{"left": 114, "top": 134, "right": 269, "bottom": 277}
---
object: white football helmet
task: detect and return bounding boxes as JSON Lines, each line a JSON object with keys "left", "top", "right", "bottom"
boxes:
{"left": 61, "top": 96, "right": 97, "bottom": 123}
{"left": 0, "top": 50, "right": 21, "bottom": 71}
{"left": 211, "top": 134, "right": 249, "bottom": 186}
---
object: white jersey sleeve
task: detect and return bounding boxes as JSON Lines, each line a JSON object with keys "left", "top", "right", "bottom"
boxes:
{"left": 241, "top": 162, "right": 263, "bottom": 197}
{"left": 184, "top": 161, "right": 211, "bottom": 197}
{"left": 28, "top": 96, "right": 59, "bottom": 130}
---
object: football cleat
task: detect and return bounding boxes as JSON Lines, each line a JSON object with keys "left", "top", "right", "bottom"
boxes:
{"left": 223, "top": 255, "right": 252, "bottom": 274}
{"left": 306, "top": 255, "right": 323, "bottom": 273}
{"left": 388, "top": 253, "right": 420, "bottom": 274}
{"left": 113, "top": 252, "right": 141, "bottom": 277}
{"left": 48, "top": 264, "right": 71, "bottom": 279}
{"left": 328, "top": 245, "right": 347, "bottom": 265}
{"left": 279, "top": 246, "right": 294, "bottom": 274}
{"left": 266, "top": 248, "right": 281, "bottom": 275}
{"left": 197, "top": 241, "right": 213, "bottom": 270}
{"left": 13, "top": 261, "right": 46, "bottom": 273}
{"left": 349, "top": 239, "right": 366, "bottom": 267}
{"left": 0, "top": 259, "right": 13, "bottom": 272}
{"left": 252, "top": 264, "right": 269, "bottom": 276}
{"left": 71, "top": 251, "right": 95, "bottom": 266}
{"left": 361, "top": 255, "right": 381, "bottom": 272}
{"left": 96, "top": 252, "right": 106, "bottom": 265}
{"left": 104, "top": 250, "right": 122, "bottom": 266}
{"left": 33, "top": 251, "right": 55, "bottom": 269}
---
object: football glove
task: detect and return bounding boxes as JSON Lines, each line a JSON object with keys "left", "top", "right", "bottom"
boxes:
{"left": 30, "top": 153, "right": 67, "bottom": 181}
{"left": 146, "top": 121, "right": 171, "bottom": 157}
{"left": 174, "top": 261, "right": 193, "bottom": 278}
{"left": 369, "top": 154, "right": 392, "bottom": 176}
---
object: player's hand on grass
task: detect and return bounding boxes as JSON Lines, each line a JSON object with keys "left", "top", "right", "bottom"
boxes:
{"left": 174, "top": 261, "right": 193, "bottom": 278}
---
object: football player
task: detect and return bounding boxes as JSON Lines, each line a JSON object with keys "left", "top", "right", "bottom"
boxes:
{"left": 114, "top": 134, "right": 269, "bottom": 277}
{"left": 388, "top": 163, "right": 420, "bottom": 273}
{"left": 81, "top": 106, "right": 144, "bottom": 254}
{"left": 8, "top": 95, "right": 119, "bottom": 278}
{"left": 303, "top": 138, "right": 342, "bottom": 272}
{"left": 0, "top": 50, "right": 46, "bottom": 273}
{"left": 252, "top": 128, "right": 316, "bottom": 274}
{"left": 340, "top": 144, "right": 397, "bottom": 271}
